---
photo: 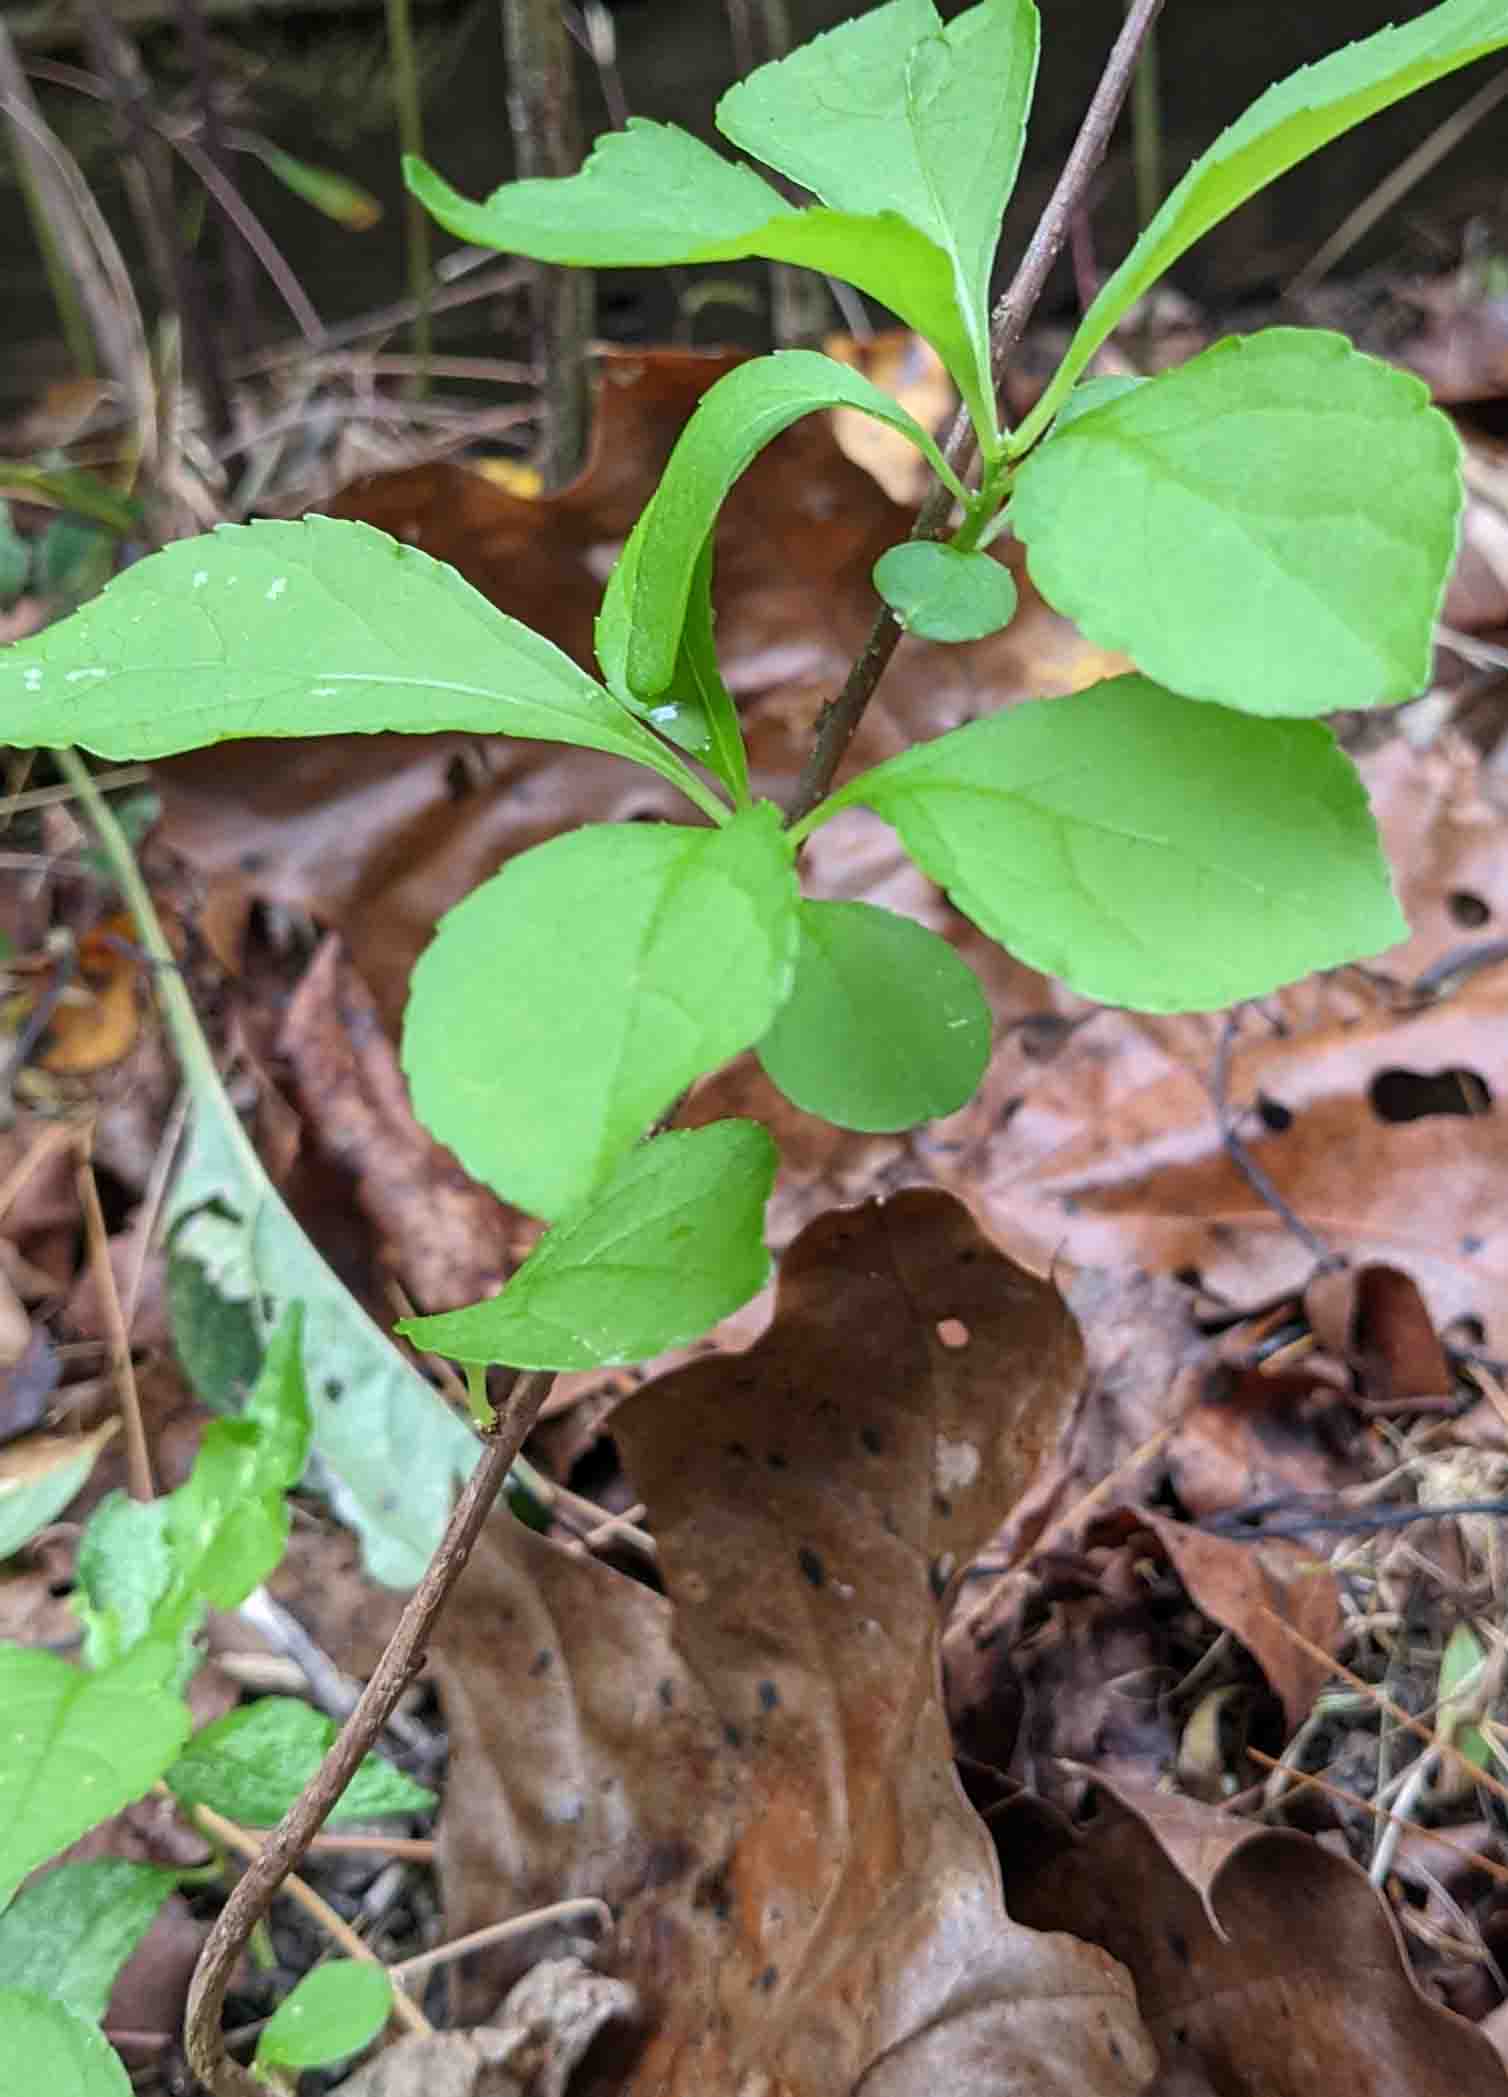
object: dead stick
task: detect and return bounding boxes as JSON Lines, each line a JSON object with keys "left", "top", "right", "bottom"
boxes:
{"left": 502, "top": 0, "right": 592, "bottom": 486}
{"left": 184, "top": 1369, "right": 554, "bottom": 2097}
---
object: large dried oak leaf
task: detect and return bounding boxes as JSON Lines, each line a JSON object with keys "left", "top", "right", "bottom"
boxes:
{"left": 431, "top": 1190, "right": 1156, "bottom": 2096}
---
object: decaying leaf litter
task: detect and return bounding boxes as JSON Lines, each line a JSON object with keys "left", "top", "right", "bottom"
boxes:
{"left": 6, "top": 219, "right": 1508, "bottom": 2097}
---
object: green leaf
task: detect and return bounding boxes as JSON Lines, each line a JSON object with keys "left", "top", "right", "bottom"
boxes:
{"left": 74, "top": 1492, "right": 177, "bottom": 1672}
{"left": 167, "top": 1246, "right": 264, "bottom": 1412}
{"left": 403, "top": 804, "right": 798, "bottom": 1221}
{"left": 167, "top": 1088, "right": 478, "bottom": 1593}
{"left": 399, "top": 1120, "right": 777, "bottom": 1370}
{"left": 810, "top": 674, "right": 1406, "bottom": 1012}
{"left": 717, "top": 0, "right": 1039, "bottom": 449}
{"left": 0, "top": 1860, "right": 178, "bottom": 2020}
{"left": 406, "top": 119, "right": 796, "bottom": 263}
{"left": 1012, "top": 330, "right": 1461, "bottom": 715}
{"left": 75, "top": 1308, "right": 309, "bottom": 1671}
{"left": 613, "top": 351, "right": 962, "bottom": 701}
{"left": 239, "top": 138, "right": 382, "bottom": 230}
{"left": 0, "top": 463, "right": 141, "bottom": 535}
{"left": 0, "top": 1989, "right": 132, "bottom": 2096}
{"left": 0, "top": 501, "right": 29, "bottom": 604}
{"left": 35, "top": 518, "right": 113, "bottom": 602}
{"left": 597, "top": 538, "right": 750, "bottom": 803}
{"left": 0, "top": 1424, "right": 117, "bottom": 1564}
{"left": 873, "top": 542, "right": 1018, "bottom": 642}
{"left": 405, "top": 130, "right": 995, "bottom": 435}
{"left": 167, "top": 1698, "right": 434, "bottom": 1827}
{"left": 1014, "top": 0, "right": 1508, "bottom": 449}
{"left": 165, "top": 1305, "right": 310, "bottom": 1612}
{"left": 0, "top": 1646, "right": 190, "bottom": 1907}
{"left": 757, "top": 900, "right": 991, "bottom": 1130}
{"left": 255, "top": 1960, "right": 393, "bottom": 2074}
{"left": 0, "top": 516, "right": 721, "bottom": 819}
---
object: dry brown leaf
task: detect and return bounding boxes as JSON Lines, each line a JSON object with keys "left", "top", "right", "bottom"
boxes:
{"left": 35, "top": 914, "right": 141, "bottom": 1074}
{"left": 276, "top": 936, "right": 519, "bottom": 1313}
{"left": 430, "top": 1190, "right": 1156, "bottom": 2096}
{"left": 944, "top": 968, "right": 1508, "bottom": 1353}
{"left": 340, "top": 1959, "right": 638, "bottom": 2097}
{"left": 1304, "top": 1262, "right": 1455, "bottom": 1409}
{"left": 822, "top": 329, "right": 956, "bottom": 505}
{"left": 1130, "top": 1511, "right": 1339, "bottom": 1734}
{"left": 1001, "top": 1783, "right": 1507, "bottom": 2095}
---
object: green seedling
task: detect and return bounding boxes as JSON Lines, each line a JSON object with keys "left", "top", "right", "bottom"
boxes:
{"left": 2, "top": 0, "right": 1500, "bottom": 1385}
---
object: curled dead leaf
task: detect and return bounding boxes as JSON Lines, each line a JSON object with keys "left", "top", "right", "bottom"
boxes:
{"left": 1001, "top": 1781, "right": 1506, "bottom": 2096}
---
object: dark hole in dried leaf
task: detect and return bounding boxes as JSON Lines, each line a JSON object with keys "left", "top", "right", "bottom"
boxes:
{"left": 1254, "top": 1093, "right": 1293, "bottom": 1133}
{"left": 1368, "top": 1066, "right": 1494, "bottom": 1123}
{"left": 567, "top": 1434, "right": 621, "bottom": 1500}
{"left": 1448, "top": 888, "right": 1492, "bottom": 928}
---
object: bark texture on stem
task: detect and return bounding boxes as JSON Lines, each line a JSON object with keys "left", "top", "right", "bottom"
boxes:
{"left": 184, "top": 1370, "right": 555, "bottom": 2097}
{"left": 785, "top": 0, "right": 1166, "bottom": 827}
{"left": 503, "top": 0, "right": 593, "bottom": 487}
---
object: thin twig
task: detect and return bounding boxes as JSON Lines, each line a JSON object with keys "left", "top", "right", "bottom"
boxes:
{"left": 0, "top": 766, "right": 152, "bottom": 819}
{"left": 122, "top": 1086, "right": 191, "bottom": 1334}
{"left": 177, "top": 0, "right": 259, "bottom": 368}
{"left": 1210, "top": 1009, "right": 1338, "bottom": 1270}
{"left": 0, "top": 22, "right": 145, "bottom": 426}
{"left": 384, "top": 0, "right": 432, "bottom": 389}
{"left": 1260, "top": 1612, "right": 1508, "bottom": 1817}
{"left": 171, "top": 133, "right": 324, "bottom": 344}
{"left": 234, "top": 262, "right": 526, "bottom": 376}
{"left": 0, "top": 1117, "right": 77, "bottom": 1227}
{"left": 1287, "top": 64, "right": 1508, "bottom": 301}
{"left": 185, "top": 1371, "right": 554, "bottom": 2097}
{"left": 389, "top": 1898, "right": 611, "bottom": 1986}
{"left": 1247, "top": 1748, "right": 1508, "bottom": 1890}
{"left": 184, "top": 1800, "right": 432, "bottom": 2037}
{"left": 785, "top": 0, "right": 1165, "bottom": 825}
{"left": 77, "top": 1135, "right": 154, "bottom": 1502}
{"left": 503, "top": 0, "right": 592, "bottom": 486}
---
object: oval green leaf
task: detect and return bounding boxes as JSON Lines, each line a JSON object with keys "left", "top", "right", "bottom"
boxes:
{"left": 0, "top": 1647, "right": 190, "bottom": 1908}
{"left": 757, "top": 900, "right": 991, "bottom": 1130}
{"left": 817, "top": 674, "right": 1406, "bottom": 1012}
{"left": 0, "top": 516, "right": 720, "bottom": 818}
{"left": 1012, "top": 330, "right": 1460, "bottom": 716}
{"left": 0, "top": 1989, "right": 131, "bottom": 2096}
{"left": 0, "top": 1861, "right": 178, "bottom": 2020}
{"left": 255, "top": 1960, "right": 393, "bottom": 2073}
{"left": 873, "top": 542, "right": 1018, "bottom": 643}
{"left": 1013, "top": 0, "right": 1508, "bottom": 449}
{"left": 403, "top": 805, "right": 798, "bottom": 1221}
{"left": 614, "top": 350, "right": 962, "bottom": 701}
{"left": 166, "top": 1697, "right": 433, "bottom": 1827}
{"left": 399, "top": 1120, "right": 777, "bottom": 1371}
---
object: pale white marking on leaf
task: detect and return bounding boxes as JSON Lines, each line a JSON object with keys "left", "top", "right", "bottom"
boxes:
{"left": 934, "top": 1436, "right": 980, "bottom": 1493}
{"left": 265, "top": 577, "right": 288, "bottom": 602}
